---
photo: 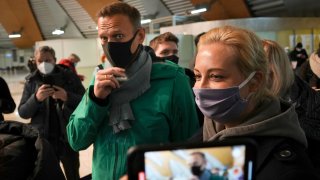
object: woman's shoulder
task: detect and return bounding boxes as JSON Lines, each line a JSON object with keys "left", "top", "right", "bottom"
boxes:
{"left": 255, "top": 137, "right": 319, "bottom": 180}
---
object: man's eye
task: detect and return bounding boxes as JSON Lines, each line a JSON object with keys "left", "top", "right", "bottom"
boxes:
{"left": 115, "top": 34, "right": 124, "bottom": 39}
{"left": 100, "top": 36, "right": 108, "bottom": 42}
{"left": 160, "top": 50, "right": 169, "bottom": 56}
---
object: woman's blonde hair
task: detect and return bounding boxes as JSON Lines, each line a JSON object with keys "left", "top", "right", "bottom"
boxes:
{"left": 197, "top": 26, "right": 272, "bottom": 103}
{"left": 262, "top": 39, "right": 294, "bottom": 98}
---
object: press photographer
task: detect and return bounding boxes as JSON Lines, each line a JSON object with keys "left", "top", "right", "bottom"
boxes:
{"left": 18, "top": 46, "right": 85, "bottom": 180}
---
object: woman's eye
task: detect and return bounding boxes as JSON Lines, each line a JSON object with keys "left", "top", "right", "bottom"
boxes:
{"left": 194, "top": 74, "right": 201, "bottom": 81}
{"left": 209, "top": 74, "right": 223, "bottom": 80}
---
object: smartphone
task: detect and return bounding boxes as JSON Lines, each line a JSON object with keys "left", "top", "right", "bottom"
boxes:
{"left": 127, "top": 139, "right": 256, "bottom": 180}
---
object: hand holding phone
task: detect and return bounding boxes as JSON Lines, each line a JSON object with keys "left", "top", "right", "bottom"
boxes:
{"left": 36, "top": 84, "right": 55, "bottom": 102}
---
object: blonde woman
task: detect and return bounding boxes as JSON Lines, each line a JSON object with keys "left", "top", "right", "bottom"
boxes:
{"left": 193, "top": 26, "right": 318, "bottom": 179}
{"left": 263, "top": 39, "right": 320, "bottom": 175}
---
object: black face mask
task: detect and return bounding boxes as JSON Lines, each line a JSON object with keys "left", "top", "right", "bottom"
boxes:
{"left": 102, "top": 30, "right": 141, "bottom": 69}
{"left": 191, "top": 165, "right": 203, "bottom": 177}
{"left": 160, "top": 55, "right": 179, "bottom": 64}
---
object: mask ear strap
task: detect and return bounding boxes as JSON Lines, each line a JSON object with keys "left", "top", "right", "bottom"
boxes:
{"left": 239, "top": 71, "right": 256, "bottom": 89}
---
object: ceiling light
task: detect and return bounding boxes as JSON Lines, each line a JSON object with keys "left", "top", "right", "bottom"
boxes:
{"left": 141, "top": 19, "right": 152, "bottom": 24}
{"left": 8, "top": 33, "right": 21, "bottom": 38}
{"left": 52, "top": 22, "right": 68, "bottom": 36}
{"left": 52, "top": 28, "right": 65, "bottom": 35}
{"left": 8, "top": 27, "right": 23, "bottom": 39}
{"left": 190, "top": 8, "right": 207, "bottom": 14}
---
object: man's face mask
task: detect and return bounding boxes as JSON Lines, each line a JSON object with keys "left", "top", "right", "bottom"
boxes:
{"left": 37, "top": 62, "right": 55, "bottom": 75}
{"left": 191, "top": 165, "right": 203, "bottom": 177}
{"left": 160, "top": 55, "right": 179, "bottom": 64}
{"left": 102, "top": 30, "right": 141, "bottom": 69}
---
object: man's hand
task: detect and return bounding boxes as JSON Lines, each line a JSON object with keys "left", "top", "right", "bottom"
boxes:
{"left": 36, "top": 84, "right": 55, "bottom": 102}
{"left": 94, "top": 67, "right": 126, "bottom": 99}
{"left": 52, "top": 85, "right": 68, "bottom": 102}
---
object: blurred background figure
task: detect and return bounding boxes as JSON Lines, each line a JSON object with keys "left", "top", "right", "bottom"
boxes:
{"left": 27, "top": 56, "right": 37, "bottom": 73}
{"left": 289, "top": 42, "right": 308, "bottom": 70}
{"left": 0, "top": 76, "right": 16, "bottom": 121}
{"left": 263, "top": 39, "right": 320, "bottom": 174}
{"left": 58, "top": 53, "right": 85, "bottom": 81}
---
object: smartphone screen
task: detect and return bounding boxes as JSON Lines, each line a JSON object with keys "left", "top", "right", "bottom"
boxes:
{"left": 127, "top": 140, "right": 256, "bottom": 180}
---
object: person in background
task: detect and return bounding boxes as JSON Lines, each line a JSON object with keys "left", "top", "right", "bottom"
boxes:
{"left": 149, "top": 32, "right": 196, "bottom": 85}
{"left": 58, "top": 53, "right": 85, "bottom": 81}
{"left": 27, "top": 56, "right": 37, "bottom": 73}
{"left": 67, "top": 2, "right": 199, "bottom": 180}
{"left": 263, "top": 39, "right": 320, "bottom": 175}
{"left": 289, "top": 42, "right": 308, "bottom": 69}
{"left": 18, "top": 46, "right": 85, "bottom": 180}
{"left": 0, "top": 77, "right": 16, "bottom": 121}
{"left": 149, "top": 32, "right": 203, "bottom": 126}
{"left": 149, "top": 32, "right": 180, "bottom": 64}
{"left": 188, "top": 152, "right": 224, "bottom": 180}
{"left": 193, "top": 25, "right": 318, "bottom": 179}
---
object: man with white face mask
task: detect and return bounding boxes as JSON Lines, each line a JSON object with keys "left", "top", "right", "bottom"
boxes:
{"left": 18, "top": 46, "right": 85, "bottom": 180}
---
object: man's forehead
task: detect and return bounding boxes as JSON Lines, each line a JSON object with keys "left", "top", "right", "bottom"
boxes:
{"left": 98, "top": 15, "right": 133, "bottom": 29}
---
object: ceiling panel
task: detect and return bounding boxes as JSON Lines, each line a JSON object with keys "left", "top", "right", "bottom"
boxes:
{"left": 57, "top": 0, "right": 98, "bottom": 38}
{"left": 1, "top": 0, "right": 320, "bottom": 49}
{"left": 0, "top": 0, "right": 43, "bottom": 48}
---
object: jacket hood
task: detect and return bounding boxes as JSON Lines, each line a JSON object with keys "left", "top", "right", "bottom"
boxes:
{"left": 208, "top": 97, "right": 308, "bottom": 147}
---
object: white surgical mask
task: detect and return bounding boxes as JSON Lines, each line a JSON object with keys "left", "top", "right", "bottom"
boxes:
{"left": 38, "top": 62, "right": 54, "bottom": 74}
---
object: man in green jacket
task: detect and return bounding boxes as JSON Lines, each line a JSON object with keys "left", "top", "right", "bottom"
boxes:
{"left": 67, "top": 2, "right": 199, "bottom": 180}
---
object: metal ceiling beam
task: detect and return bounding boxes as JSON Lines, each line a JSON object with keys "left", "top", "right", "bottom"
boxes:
{"left": 0, "top": 0, "right": 43, "bottom": 48}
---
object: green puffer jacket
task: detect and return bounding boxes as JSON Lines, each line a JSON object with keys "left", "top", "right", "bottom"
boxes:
{"left": 67, "top": 62, "right": 199, "bottom": 180}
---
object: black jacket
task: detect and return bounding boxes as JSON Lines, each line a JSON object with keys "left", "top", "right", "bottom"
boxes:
{"left": 253, "top": 136, "right": 319, "bottom": 180}
{"left": 0, "top": 121, "right": 65, "bottom": 180}
{"left": 290, "top": 74, "right": 320, "bottom": 172}
{"left": 0, "top": 77, "right": 16, "bottom": 121}
{"left": 18, "top": 66, "right": 85, "bottom": 155}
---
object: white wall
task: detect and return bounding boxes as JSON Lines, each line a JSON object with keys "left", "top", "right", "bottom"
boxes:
{"left": 35, "top": 38, "right": 101, "bottom": 68}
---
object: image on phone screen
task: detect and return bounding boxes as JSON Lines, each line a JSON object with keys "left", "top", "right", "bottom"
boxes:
{"left": 128, "top": 141, "right": 255, "bottom": 180}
